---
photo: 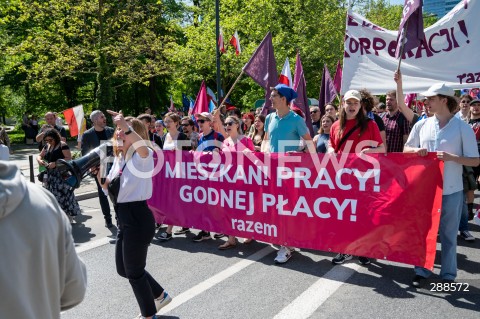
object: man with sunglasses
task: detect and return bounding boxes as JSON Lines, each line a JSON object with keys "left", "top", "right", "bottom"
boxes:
{"left": 181, "top": 117, "right": 199, "bottom": 150}
{"left": 191, "top": 112, "right": 225, "bottom": 242}
{"left": 309, "top": 106, "right": 321, "bottom": 133}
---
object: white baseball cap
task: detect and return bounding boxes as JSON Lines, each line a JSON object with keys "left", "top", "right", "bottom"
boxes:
{"left": 343, "top": 90, "right": 361, "bottom": 101}
{"left": 420, "top": 83, "right": 455, "bottom": 97}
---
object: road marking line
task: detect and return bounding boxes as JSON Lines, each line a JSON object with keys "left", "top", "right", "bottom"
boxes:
{"left": 75, "top": 237, "right": 112, "bottom": 253}
{"left": 273, "top": 263, "right": 360, "bottom": 319}
{"left": 157, "top": 245, "right": 275, "bottom": 315}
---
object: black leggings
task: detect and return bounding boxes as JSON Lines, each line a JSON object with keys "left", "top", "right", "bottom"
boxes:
{"left": 116, "top": 200, "right": 164, "bottom": 317}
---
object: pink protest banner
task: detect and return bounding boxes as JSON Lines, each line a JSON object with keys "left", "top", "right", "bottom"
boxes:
{"left": 147, "top": 151, "right": 443, "bottom": 269}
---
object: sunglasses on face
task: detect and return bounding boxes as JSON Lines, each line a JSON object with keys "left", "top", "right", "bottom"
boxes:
{"left": 310, "top": 110, "right": 319, "bottom": 114}
{"left": 197, "top": 119, "right": 208, "bottom": 124}
{"left": 225, "top": 122, "right": 235, "bottom": 126}
{"left": 181, "top": 123, "right": 190, "bottom": 127}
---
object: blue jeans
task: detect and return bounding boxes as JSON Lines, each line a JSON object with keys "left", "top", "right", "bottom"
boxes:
{"left": 415, "top": 191, "right": 463, "bottom": 280}
{"left": 458, "top": 193, "right": 469, "bottom": 232}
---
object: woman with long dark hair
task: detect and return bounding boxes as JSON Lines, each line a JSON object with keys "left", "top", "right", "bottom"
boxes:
{"left": 249, "top": 114, "right": 266, "bottom": 152}
{"left": 328, "top": 90, "right": 385, "bottom": 154}
{"left": 313, "top": 115, "right": 334, "bottom": 153}
{"left": 328, "top": 90, "right": 385, "bottom": 265}
{"left": 37, "top": 128, "right": 80, "bottom": 222}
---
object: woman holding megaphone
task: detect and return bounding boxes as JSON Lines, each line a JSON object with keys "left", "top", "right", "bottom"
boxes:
{"left": 98, "top": 110, "right": 171, "bottom": 319}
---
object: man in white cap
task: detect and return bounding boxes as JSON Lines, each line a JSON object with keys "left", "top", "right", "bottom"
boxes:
{"left": 404, "top": 83, "right": 479, "bottom": 287}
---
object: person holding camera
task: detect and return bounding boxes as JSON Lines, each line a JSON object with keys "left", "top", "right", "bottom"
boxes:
{"left": 37, "top": 128, "right": 81, "bottom": 223}
{"left": 35, "top": 112, "right": 67, "bottom": 150}
{"left": 98, "top": 112, "right": 171, "bottom": 319}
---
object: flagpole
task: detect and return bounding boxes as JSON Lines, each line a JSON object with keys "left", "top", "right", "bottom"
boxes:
{"left": 217, "top": 70, "right": 244, "bottom": 111}
{"left": 396, "top": 20, "right": 409, "bottom": 72}
{"left": 215, "top": 0, "right": 222, "bottom": 103}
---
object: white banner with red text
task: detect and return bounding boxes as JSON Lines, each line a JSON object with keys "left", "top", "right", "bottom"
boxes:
{"left": 342, "top": 0, "right": 479, "bottom": 94}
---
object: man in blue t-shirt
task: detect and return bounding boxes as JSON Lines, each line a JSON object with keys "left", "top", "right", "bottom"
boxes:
{"left": 263, "top": 84, "right": 312, "bottom": 153}
{"left": 262, "top": 84, "right": 314, "bottom": 265}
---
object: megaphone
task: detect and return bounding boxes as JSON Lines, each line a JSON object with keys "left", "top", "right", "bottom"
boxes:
{"left": 56, "top": 142, "right": 113, "bottom": 188}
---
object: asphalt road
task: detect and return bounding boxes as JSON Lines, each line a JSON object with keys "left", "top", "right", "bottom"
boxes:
{"left": 61, "top": 197, "right": 480, "bottom": 319}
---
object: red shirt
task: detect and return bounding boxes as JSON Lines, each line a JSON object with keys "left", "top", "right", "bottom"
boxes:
{"left": 329, "top": 119, "right": 383, "bottom": 153}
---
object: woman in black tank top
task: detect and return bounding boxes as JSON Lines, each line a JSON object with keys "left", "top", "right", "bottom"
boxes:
{"left": 37, "top": 129, "right": 81, "bottom": 221}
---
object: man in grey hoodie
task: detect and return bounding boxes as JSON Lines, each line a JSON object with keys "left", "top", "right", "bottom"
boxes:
{"left": 0, "top": 161, "right": 87, "bottom": 319}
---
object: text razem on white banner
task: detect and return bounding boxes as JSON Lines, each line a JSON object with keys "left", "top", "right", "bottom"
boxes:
{"left": 342, "top": 0, "right": 480, "bottom": 95}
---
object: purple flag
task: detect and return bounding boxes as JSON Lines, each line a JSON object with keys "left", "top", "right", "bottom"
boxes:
{"left": 293, "top": 52, "right": 314, "bottom": 137}
{"left": 395, "top": 0, "right": 425, "bottom": 59}
{"left": 318, "top": 64, "right": 337, "bottom": 115}
{"left": 333, "top": 61, "right": 342, "bottom": 94}
{"left": 242, "top": 32, "right": 278, "bottom": 114}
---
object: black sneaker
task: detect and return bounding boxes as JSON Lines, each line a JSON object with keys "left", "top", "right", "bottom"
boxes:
{"left": 332, "top": 253, "right": 353, "bottom": 265}
{"left": 459, "top": 230, "right": 475, "bottom": 241}
{"left": 192, "top": 231, "right": 211, "bottom": 242}
{"left": 412, "top": 275, "right": 427, "bottom": 288}
{"left": 158, "top": 232, "right": 172, "bottom": 241}
{"left": 105, "top": 219, "right": 114, "bottom": 228}
{"left": 213, "top": 233, "right": 226, "bottom": 239}
{"left": 174, "top": 227, "right": 191, "bottom": 235}
{"left": 358, "top": 256, "right": 371, "bottom": 265}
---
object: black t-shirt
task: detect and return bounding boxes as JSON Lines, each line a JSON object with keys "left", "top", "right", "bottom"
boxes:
{"left": 95, "top": 129, "right": 108, "bottom": 143}
{"left": 372, "top": 113, "right": 385, "bottom": 132}
{"left": 44, "top": 143, "right": 69, "bottom": 163}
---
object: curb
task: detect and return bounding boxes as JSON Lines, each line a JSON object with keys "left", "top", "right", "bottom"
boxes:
{"left": 76, "top": 191, "right": 99, "bottom": 201}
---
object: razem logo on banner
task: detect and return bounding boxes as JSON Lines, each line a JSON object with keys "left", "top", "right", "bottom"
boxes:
{"left": 342, "top": 0, "right": 479, "bottom": 94}
{"left": 148, "top": 151, "right": 444, "bottom": 269}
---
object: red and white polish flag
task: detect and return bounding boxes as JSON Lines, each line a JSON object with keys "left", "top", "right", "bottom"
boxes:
{"left": 279, "top": 57, "right": 292, "bottom": 87}
{"left": 230, "top": 31, "right": 241, "bottom": 55}
{"left": 218, "top": 28, "right": 226, "bottom": 54}
{"left": 63, "top": 105, "right": 84, "bottom": 137}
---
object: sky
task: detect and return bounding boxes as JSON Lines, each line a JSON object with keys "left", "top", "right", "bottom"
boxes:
{"left": 388, "top": 0, "right": 405, "bottom": 4}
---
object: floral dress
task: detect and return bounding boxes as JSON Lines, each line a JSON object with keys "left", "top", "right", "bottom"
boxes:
{"left": 43, "top": 143, "right": 81, "bottom": 217}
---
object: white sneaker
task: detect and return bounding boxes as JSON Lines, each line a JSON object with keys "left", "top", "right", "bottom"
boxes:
{"left": 155, "top": 291, "right": 172, "bottom": 312}
{"left": 274, "top": 246, "right": 293, "bottom": 264}
{"left": 135, "top": 291, "right": 172, "bottom": 318}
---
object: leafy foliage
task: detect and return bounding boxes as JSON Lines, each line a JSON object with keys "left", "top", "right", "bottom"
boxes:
{"left": 0, "top": 0, "right": 436, "bottom": 121}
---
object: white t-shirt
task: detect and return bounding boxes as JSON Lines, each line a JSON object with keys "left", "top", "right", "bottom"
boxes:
{"left": 405, "top": 116, "right": 479, "bottom": 195}
{"left": 107, "top": 148, "right": 154, "bottom": 203}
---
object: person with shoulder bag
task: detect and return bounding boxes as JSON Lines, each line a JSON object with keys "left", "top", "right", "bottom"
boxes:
{"left": 36, "top": 128, "right": 81, "bottom": 223}
{"left": 97, "top": 114, "right": 172, "bottom": 319}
